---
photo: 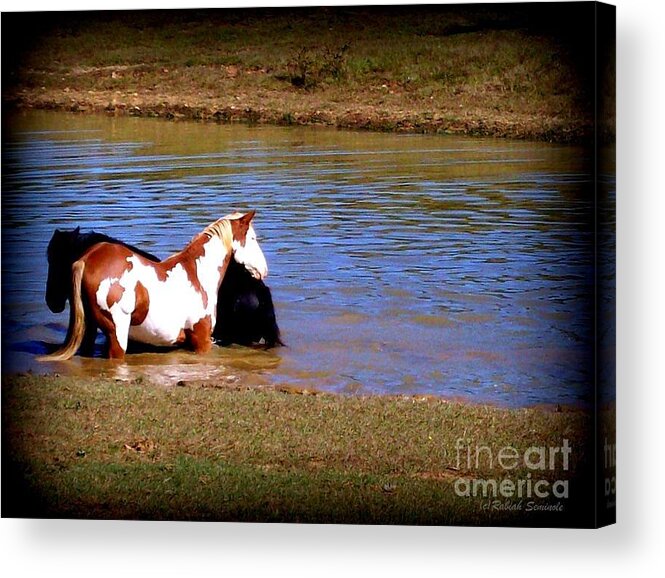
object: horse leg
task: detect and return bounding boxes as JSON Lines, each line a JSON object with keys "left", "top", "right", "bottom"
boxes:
{"left": 104, "top": 321, "right": 127, "bottom": 360}
{"left": 107, "top": 311, "right": 131, "bottom": 360}
{"left": 91, "top": 308, "right": 127, "bottom": 360}
{"left": 186, "top": 316, "right": 213, "bottom": 354}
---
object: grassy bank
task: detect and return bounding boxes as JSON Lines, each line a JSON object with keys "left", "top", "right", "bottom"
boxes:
{"left": 3, "top": 373, "right": 596, "bottom": 525}
{"left": 3, "top": 6, "right": 605, "bottom": 142}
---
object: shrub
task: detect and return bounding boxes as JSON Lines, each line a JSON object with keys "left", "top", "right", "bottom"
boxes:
{"left": 283, "top": 44, "right": 350, "bottom": 89}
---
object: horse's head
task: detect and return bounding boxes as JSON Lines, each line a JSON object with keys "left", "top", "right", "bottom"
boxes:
{"left": 45, "top": 227, "right": 80, "bottom": 313}
{"left": 226, "top": 211, "right": 268, "bottom": 281}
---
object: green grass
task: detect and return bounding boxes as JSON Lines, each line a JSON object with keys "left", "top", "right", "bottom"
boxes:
{"left": 9, "top": 457, "right": 486, "bottom": 524}
{"left": 4, "top": 6, "right": 601, "bottom": 142}
{"left": 3, "top": 373, "right": 597, "bottom": 525}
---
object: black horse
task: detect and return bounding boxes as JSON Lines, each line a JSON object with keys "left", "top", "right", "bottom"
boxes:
{"left": 45, "top": 227, "right": 282, "bottom": 354}
{"left": 215, "top": 259, "right": 283, "bottom": 347}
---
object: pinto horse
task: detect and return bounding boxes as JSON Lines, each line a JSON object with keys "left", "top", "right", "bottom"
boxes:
{"left": 44, "top": 227, "right": 282, "bottom": 351}
{"left": 38, "top": 212, "right": 268, "bottom": 361}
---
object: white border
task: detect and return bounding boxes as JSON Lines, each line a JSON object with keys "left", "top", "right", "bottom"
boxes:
{"left": 2, "top": 0, "right": 664, "bottom": 576}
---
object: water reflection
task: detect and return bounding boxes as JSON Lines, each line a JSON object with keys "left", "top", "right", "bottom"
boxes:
{"left": 1, "top": 111, "right": 612, "bottom": 407}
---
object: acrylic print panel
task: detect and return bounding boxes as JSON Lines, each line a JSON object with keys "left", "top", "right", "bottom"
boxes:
{"left": 1, "top": 2, "right": 615, "bottom": 527}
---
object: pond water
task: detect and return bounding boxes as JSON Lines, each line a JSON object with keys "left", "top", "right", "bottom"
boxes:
{"left": 2, "top": 110, "right": 611, "bottom": 407}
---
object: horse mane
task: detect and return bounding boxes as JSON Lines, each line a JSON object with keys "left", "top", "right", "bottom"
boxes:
{"left": 200, "top": 213, "right": 242, "bottom": 251}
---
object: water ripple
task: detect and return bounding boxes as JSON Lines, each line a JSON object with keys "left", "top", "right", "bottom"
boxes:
{"left": 1, "top": 111, "right": 613, "bottom": 407}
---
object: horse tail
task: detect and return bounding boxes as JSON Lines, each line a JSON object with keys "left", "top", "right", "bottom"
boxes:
{"left": 38, "top": 260, "right": 86, "bottom": 361}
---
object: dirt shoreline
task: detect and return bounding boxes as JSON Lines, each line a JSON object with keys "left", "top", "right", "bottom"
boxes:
{"left": 3, "top": 7, "right": 607, "bottom": 144}
{"left": 4, "top": 89, "right": 590, "bottom": 143}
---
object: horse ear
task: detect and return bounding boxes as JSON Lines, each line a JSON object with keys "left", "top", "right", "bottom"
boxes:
{"left": 237, "top": 211, "right": 255, "bottom": 231}
{"left": 74, "top": 226, "right": 80, "bottom": 234}
{"left": 230, "top": 211, "right": 256, "bottom": 242}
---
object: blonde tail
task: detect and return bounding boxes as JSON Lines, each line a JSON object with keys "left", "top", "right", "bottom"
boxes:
{"left": 38, "top": 260, "right": 86, "bottom": 361}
